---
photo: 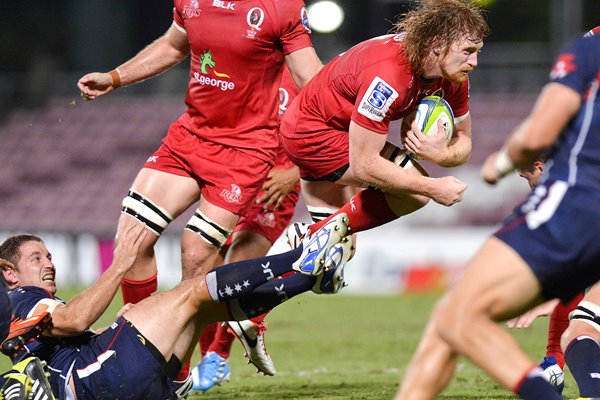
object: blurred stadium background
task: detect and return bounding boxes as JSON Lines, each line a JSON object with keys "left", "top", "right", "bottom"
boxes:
{"left": 1, "top": 0, "right": 598, "bottom": 292}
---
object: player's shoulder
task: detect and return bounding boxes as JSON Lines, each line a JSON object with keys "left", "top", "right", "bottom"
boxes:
{"left": 9, "top": 286, "right": 56, "bottom": 317}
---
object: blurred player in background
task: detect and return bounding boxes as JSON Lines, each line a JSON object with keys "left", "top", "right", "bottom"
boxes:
{"left": 77, "top": 0, "right": 321, "bottom": 380}
{"left": 396, "top": 31, "right": 600, "bottom": 400}
{"left": 0, "top": 215, "right": 352, "bottom": 400}
{"left": 192, "top": 69, "right": 301, "bottom": 391}
{"left": 279, "top": 0, "right": 489, "bottom": 273}
{"left": 507, "top": 156, "right": 584, "bottom": 394}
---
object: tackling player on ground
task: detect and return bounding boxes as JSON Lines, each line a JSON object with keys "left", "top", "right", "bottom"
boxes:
{"left": 1, "top": 215, "right": 352, "bottom": 400}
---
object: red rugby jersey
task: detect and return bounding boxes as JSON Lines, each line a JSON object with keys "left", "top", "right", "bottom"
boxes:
{"left": 173, "top": 0, "right": 313, "bottom": 161}
{"left": 275, "top": 67, "right": 300, "bottom": 169}
{"left": 281, "top": 34, "right": 470, "bottom": 138}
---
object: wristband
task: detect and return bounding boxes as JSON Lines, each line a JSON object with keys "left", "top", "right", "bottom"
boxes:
{"left": 494, "top": 148, "right": 516, "bottom": 177}
{"left": 109, "top": 69, "right": 122, "bottom": 88}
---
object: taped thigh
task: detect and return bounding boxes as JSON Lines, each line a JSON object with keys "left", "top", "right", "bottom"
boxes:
{"left": 570, "top": 300, "right": 600, "bottom": 334}
{"left": 379, "top": 141, "right": 414, "bottom": 170}
{"left": 185, "top": 210, "right": 232, "bottom": 248}
{"left": 121, "top": 190, "right": 173, "bottom": 236}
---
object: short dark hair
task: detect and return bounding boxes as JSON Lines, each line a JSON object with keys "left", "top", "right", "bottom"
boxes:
{"left": 0, "top": 235, "right": 44, "bottom": 269}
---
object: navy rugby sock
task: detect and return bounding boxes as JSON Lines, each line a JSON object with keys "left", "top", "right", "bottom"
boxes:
{"left": 565, "top": 336, "right": 600, "bottom": 397}
{"left": 227, "top": 273, "right": 315, "bottom": 319}
{"left": 205, "top": 247, "right": 303, "bottom": 302}
{"left": 514, "top": 367, "right": 563, "bottom": 399}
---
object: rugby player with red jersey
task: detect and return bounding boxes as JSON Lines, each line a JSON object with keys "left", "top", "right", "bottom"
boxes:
{"left": 279, "top": 0, "right": 489, "bottom": 247}
{"left": 77, "top": 0, "right": 321, "bottom": 380}
{"left": 193, "top": 69, "right": 302, "bottom": 390}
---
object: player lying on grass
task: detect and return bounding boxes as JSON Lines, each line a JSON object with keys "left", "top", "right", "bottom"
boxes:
{"left": 0, "top": 215, "right": 351, "bottom": 400}
{"left": 396, "top": 29, "right": 600, "bottom": 400}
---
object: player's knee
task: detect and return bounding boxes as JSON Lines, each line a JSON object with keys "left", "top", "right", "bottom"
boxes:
{"left": 185, "top": 210, "right": 232, "bottom": 249}
{"left": 433, "top": 293, "right": 478, "bottom": 349}
{"left": 121, "top": 190, "right": 173, "bottom": 236}
{"left": 562, "top": 301, "right": 600, "bottom": 350}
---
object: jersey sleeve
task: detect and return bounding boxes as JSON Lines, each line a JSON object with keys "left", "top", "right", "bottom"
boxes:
{"left": 275, "top": 0, "right": 314, "bottom": 55}
{"left": 351, "top": 65, "right": 406, "bottom": 134}
{"left": 9, "top": 286, "right": 62, "bottom": 320}
{"left": 549, "top": 37, "right": 600, "bottom": 96}
{"left": 172, "top": 1, "right": 185, "bottom": 30}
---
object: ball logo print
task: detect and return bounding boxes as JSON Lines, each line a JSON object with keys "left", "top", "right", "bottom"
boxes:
{"left": 414, "top": 95, "right": 454, "bottom": 144}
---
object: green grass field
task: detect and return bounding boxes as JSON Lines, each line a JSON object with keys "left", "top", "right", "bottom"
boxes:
{"left": 1, "top": 290, "right": 578, "bottom": 399}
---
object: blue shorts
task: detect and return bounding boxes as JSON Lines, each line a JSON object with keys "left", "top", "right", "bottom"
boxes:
{"left": 495, "top": 181, "right": 600, "bottom": 302}
{"left": 71, "top": 317, "right": 173, "bottom": 400}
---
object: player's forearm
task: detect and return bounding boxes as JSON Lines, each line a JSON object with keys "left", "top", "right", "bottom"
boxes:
{"left": 115, "top": 42, "right": 188, "bottom": 87}
{"left": 54, "top": 267, "right": 127, "bottom": 334}
{"left": 439, "top": 135, "right": 471, "bottom": 167}
{"left": 113, "top": 24, "right": 189, "bottom": 87}
{"left": 354, "top": 155, "right": 430, "bottom": 197}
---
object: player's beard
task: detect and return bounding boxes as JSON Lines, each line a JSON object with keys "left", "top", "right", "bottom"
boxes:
{"left": 439, "top": 58, "right": 472, "bottom": 84}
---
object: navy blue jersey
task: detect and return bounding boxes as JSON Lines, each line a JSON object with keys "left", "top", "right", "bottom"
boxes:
{"left": 9, "top": 286, "right": 174, "bottom": 400}
{"left": 542, "top": 35, "right": 600, "bottom": 189}
{"left": 0, "top": 286, "right": 10, "bottom": 342}
{"left": 495, "top": 36, "right": 600, "bottom": 302}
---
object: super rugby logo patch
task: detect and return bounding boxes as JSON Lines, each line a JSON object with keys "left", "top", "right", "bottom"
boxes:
{"left": 358, "top": 77, "right": 398, "bottom": 122}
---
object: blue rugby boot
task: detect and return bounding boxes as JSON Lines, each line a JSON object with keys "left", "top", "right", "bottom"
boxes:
{"left": 312, "top": 236, "right": 353, "bottom": 294}
{"left": 292, "top": 213, "right": 349, "bottom": 276}
{"left": 191, "top": 352, "right": 231, "bottom": 392}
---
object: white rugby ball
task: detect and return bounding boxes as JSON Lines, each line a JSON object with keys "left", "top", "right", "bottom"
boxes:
{"left": 414, "top": 95, "right": 455, "bottom": 145}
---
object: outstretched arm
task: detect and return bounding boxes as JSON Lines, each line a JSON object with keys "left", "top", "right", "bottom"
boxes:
{"left": 77, "top": 23, "right": 190, "bottom": 100}
{"left": 48, "top": 218, "right": 146, "bottom": 336}
{"left": 482, "top": 82, "right": 580, "bottom": 185}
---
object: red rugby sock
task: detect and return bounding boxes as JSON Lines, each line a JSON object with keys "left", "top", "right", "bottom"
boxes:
{"left": 546, "top": 292, "right": 583, "bottom": 368}
{"left": 120, "top": 274, "right": 157, "bottom": 305}
{"left": 210, "top": 324, "right": 235, "bottom": 359}
{"left": 199, "top": 323, "right": 218, "bottom": 358}
{"left": 308, "top": 189, "right": 399, "bottom": 234}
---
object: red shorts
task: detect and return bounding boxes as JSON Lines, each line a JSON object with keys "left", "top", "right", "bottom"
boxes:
{"left": 145, "top": 121, "right": 272, "bottom": 215}
{"left": 279, "top": 129, "right": 349, "bottom": 180}
{"left": 228, "top": 181, "right": 300, "bottom": 244}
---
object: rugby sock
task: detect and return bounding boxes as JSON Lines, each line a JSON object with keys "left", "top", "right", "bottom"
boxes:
{"left": 175, "top": 361, "right": 190, "bottom": 382}
{"left": 546, "top": 293, "right": 582, "bottom": 367}
{"left": 308, "top": 189, "right": 398, "bottom": 234}
{"left": 564, "top": 336, "right": 600, "bottom": 397}
{"left": 227, "top": 273, "right": 315, "bottom": 320}
{"left": 205, "top": 247, "right": 303, "bottom": 302}
{"left": 210, "top": 324, "right": 235, "bottom": 359}
{"left": 121, "top": 274, "right": 157, "bottom": 304}
{"left": 198, "top": 323, "right": 218, "bottom": 357}
{"left": 514, "top": 367, "right": 564, "bottom": 399}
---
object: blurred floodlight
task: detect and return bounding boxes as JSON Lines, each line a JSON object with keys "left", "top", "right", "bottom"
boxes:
{"left": 308, "top": 1, "right": 344, "bottom": 33}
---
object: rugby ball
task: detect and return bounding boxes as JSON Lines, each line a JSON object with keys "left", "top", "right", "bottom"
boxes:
{"left": 413, "top": 95, "right": 455, "bottom": 145}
